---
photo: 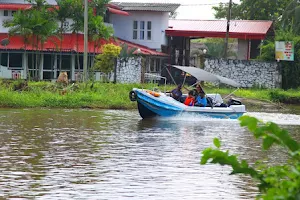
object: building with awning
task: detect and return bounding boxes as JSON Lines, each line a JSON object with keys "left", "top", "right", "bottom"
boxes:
{"left": 165, "top": 19, "right": 274, "bottom": 64}
{"left": 0, "top": 1, "right": 170, "bottom": 81}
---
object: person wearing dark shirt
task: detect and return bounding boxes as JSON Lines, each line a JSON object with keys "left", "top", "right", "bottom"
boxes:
{"left": 193, "top": 84, "right": 204, "bottom": 97}
{"left": 171, "top": 84, "right": 183, "bottom": 101}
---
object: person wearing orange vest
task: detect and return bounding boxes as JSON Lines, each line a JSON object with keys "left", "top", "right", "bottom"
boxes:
{"left": 184, "top": 90, "right": 195, "bottom": 106}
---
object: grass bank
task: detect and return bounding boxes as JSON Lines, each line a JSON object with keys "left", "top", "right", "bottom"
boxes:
{"left": 0, "top": 80, "right": 299, "bottom": 109}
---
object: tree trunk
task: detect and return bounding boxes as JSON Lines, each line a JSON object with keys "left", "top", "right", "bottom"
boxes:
{"left": 76, "top": 33, "right": 81, "bottom": 81}
{"left": 35, "top": 35, "right": 40, "bottom": 80}
{"left": 59, "top": 24, "right": 63, "bottom": 71}
{"left": 113, "top": 58, "right": 117, "bottom": 84}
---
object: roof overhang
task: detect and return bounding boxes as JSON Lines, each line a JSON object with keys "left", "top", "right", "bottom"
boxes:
{"left": 166, "top": 20, "right": 273, "bottom": 40}
{"left": 165, "top": 30, "right": 267, "bottom": 40}
{"left": 107, "top": 7, "right": 130, "bottom": 16}
{"left": 111, "top": 2, "right": 180, "bottom": 12}
{"left": 0, "top": 4, "right": 32, "bottom": 10}
{"left": 0, "top": 33, "right": 167, "bottom": 57}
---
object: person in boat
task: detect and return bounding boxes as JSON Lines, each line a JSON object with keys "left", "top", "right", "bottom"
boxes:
{"left": 195, "top": 91, "right": 207, "bottom": 107}
{"left": 184, "top": 90, "right": 195, "bottom": 106}
{"left": 170, "top": 84, "right": 183, "bottom": 101}
{"left": 193, "top": 84, "right": 204, "bottom": 97}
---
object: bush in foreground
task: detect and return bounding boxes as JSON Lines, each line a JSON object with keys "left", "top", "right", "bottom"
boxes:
{"left": 201, "top": 116, "right": 300, "bottom": 199}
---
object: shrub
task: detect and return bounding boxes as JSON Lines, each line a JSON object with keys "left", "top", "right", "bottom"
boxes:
{"left": 201, "top": 116, "right": 300, "bottom": 199}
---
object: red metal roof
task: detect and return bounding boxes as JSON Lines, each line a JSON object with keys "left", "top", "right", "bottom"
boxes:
{"left": 107, "top": 7, "right": 129, "bottom": 16}
{"left": 117, "top": 39, "right": 167, "bottom": 56}
{"left": 0, "top": 33, "right": 167, "bottom": 56}
{"left": 0, "top": 4, "right": 32, "bottom": 10}
{"left": 167, "top": 19, "right": 273, "bottom": 40}
{"left": 0, "top": 3, "right": 129, "bottom": 16}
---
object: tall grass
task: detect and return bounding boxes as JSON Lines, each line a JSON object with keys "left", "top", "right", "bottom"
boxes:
{"left": 0, "top": 80, "right": 299, "bottom": 109}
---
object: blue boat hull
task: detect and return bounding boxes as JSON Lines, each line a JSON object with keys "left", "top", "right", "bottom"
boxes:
{"left": 133, "top": 89, "right": 245, "bottom": 119}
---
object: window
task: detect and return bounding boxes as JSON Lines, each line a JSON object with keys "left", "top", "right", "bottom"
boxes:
{"left": 147, "top": 21, "right": 152, "bottom": 40}
{"left": 11, "top": 11, "right": 16, "bottom": 16}
{"left": 133, "top": 20, "right": 152, "bottom": 40}
{"left": 133, "top": 21, "right": 138, "bottom": 40}
{"left": 3, "top": 10, "right": 9, "bottom": 16}
{"left": 140, "top": 21, "right": 145, "bottom": 40}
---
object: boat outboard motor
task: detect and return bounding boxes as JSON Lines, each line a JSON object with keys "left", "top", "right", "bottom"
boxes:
{"left": 227, "top": 98, "right": 242, "bottom": 106}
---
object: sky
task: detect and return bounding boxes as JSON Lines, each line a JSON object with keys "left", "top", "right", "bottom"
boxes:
{"left": 113, "top": 0, "right": 240, "bottom": 20}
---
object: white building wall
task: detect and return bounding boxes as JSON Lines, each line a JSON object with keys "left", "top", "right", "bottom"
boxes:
{"left": 237, "top": 39, "right": 249, "bottom": 60}
{"left": 110, "top": 11, "right": 169, "bottom": 50}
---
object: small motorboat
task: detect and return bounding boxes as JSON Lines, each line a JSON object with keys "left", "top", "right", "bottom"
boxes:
{"left": 129, "top": 65, "right": 246, "bottom": 119}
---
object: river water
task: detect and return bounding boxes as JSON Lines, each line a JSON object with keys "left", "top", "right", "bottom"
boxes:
{"left": 0, "top": 108, "right": 300, "bottom": 200}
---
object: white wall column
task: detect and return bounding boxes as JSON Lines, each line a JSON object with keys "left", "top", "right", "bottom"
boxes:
{"left": 22, "top": 52, "right": 28, "bottom": 79}
{"left": 53, "top": 54, "right": 57, "bottom": 78}
{"left": 71, "top": 54, "right": 75, "bottom": 81}
{"left": 39, "top": 53, "right": 44, "bottom": 80}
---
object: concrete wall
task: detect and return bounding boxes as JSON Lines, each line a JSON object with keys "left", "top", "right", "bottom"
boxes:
{"left": 110, "top": 11, "right": 169, "bottom": 50}
{"left": 237, "top": 39, "right": 249, "bottom": 60}
{"left": 204, "top": 58, "right": 281, "bottom": 88}
{"left": 116, "top": 57, "right": 141, "bottom": 83}
{"left": 0, "top": 65, "right": 24, "bottom": 79}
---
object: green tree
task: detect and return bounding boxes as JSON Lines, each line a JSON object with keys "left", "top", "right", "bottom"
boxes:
{"left": 282, "top": 0, "right": 300, "bottom": 34}
{"left": 93, "top": 43, "right": 121, "bottom": 73}
{"left": 4, "top": 0, "right": 58, "bottom": 80}
{"left": 259, "top": 30, "right": 300, "bottom": 89}
{"left": 55, "top": 0, "right": 74, "bottom": 72}
{"left": 69, "top": 0, "right": 84, "bottom": 72}
{"left": 201, "top": 116, "right": 300, "bottom": 199}
{"left": 3, "top": 10, "right": 33, "bottom": 79}
{"left": 88, "top": 8, "right": 113, "bottom": 69}
{"left": 213, "top": 0, "right": 290, "bottom": 27}
{"left": 27, "top": 0, "right": 58, "bottom": 80}
{"left": 90, "top": 0, "right": 111, "bottom": 17}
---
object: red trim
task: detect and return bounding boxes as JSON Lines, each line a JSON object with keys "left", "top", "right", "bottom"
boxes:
{"left": 165, "top": 30, "right": 266, "bottom": 40}
{"left": 0, "top": 4, "right": 32, "bottom": 10}
{"left": 0, "top": 33, "right": 166, "bottom": 56}
{"left": 107, "top": 7, "right": 129, "bottom": 16}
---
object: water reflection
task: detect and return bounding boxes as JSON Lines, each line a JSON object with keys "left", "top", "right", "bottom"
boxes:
{"left": 0, "top": 108, "right": 299, "bottom": 199}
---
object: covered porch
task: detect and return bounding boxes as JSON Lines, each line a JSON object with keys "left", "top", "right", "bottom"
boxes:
{"left": 0, "top": 33, "right": 167, "bottom": 82}
{"left": 165, "top": 19, "right": 274, "bottom": 66}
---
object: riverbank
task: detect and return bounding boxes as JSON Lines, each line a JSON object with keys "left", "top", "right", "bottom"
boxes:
{"left": 0, "top": 80, "right": 299, "bottom": 109}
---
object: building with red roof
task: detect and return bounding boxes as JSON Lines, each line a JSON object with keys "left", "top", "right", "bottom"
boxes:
{"left": 0, "top": 0, "right": 274, "bottom": 81}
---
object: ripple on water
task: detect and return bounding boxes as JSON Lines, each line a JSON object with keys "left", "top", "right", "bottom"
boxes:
{"left": 0, "top": 109, "right": 298, "bottom": 199}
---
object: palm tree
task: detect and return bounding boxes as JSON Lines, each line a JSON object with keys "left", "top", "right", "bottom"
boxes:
{"left": 90, "top": 0, "right": 111, "bottom": 17}
{"left": 88, "top": 9, "right": 113, "bottom": 69}
{"left": 3, "top": 10, "right": 33, "bottom": 80}
{"left": 282, "top": 0, "right": 300, "bottom": 34}
{"left": 26, "top": 0, "right": 58, "bottom": 79}
{"left": 55, "top": 0, "right": 73, "bottom": 72}
{"left": 70, "top": 0, "right": 84, "bottom": 73}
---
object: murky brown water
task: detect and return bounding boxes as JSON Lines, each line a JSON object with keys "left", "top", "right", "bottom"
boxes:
{"left": 0, "top": 108, "right": 299, "bottom": 199}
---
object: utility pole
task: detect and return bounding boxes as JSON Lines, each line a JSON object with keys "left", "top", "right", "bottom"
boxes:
{"left": 223, "top": 0, "right": 232, "bottom": 58}
{"left": 83, "top": 0, "right": 88, "bottom": 82}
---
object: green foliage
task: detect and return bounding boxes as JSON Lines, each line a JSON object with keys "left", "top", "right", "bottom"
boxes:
{"left": 201, "top": 116, "right": 300, "bottom": 199}
{"left": 119, "top": 43, "right": 138, "bottom": 62}
{"left": 213, "top": 0, "right": 290, "bottom": 28}
{"left": 259, "top": 30, "right": 300, "bottom": 89}
{"left": 90, "top": 0, "right": 111, "bottom": 17}
{"left": 191, "top": 38, "right": 237, "bottom": 58}
{"left": 212, "top": 2, "right": 241, "bottom": 20}
{"left": 93, "top": 44, "right": 122, "bottom": 73}
{"left": 0, "top": 81, "right": 170, "bottom": 109}
{"left": 282, "top": 0, "right": 300, "bottom": 34}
